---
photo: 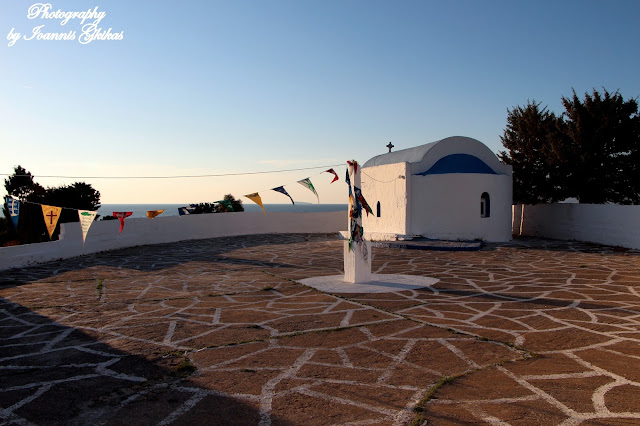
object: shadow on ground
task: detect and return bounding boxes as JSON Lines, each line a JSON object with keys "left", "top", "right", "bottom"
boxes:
{"left": 0, "top": 297, "right": 291, "bottom": 425}
{"left": 0, "top": 233, "right": 328, "bottom": 290}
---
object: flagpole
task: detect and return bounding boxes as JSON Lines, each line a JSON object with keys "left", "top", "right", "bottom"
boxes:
{"left": 344, "top": 161, "right": 372, "bottom": 283}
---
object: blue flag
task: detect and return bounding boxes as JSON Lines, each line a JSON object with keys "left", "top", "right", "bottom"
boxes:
{"left": 178, "top": 206, "right": 195, "bottom": 216}
{"left": 272, "top": 186, "right": 294, "bottom": 205}
{"left": 4, "top": 196, "right": 20, "bottom": 230}
{"left": 354, "top": 186, "right": 373, "bottom": 216}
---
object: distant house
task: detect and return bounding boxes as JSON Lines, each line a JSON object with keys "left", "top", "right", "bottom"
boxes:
{"left": 361, "top": 136, "right": 513, "bottom": 242}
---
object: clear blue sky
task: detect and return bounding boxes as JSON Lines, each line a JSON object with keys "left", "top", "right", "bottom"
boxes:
{"left": 2, "top": 0, "right": 639, "bottom": 204}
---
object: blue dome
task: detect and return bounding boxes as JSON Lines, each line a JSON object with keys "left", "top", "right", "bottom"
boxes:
{"left": 414, "top": 154, "right": 497, "bottom": 175}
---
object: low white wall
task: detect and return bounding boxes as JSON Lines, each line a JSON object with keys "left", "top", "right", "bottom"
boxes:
{"left": 0, "top": 211, "right": 346, "bottom": 271}
{"left": 513, "top": 203, "right": 640, "bottom": 249}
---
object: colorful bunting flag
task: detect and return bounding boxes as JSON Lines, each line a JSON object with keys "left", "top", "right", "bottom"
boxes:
{"left": 78, "top": 210, "right": 97, "bottom": 245}
{"left": 4, "top": 163, "right": 351, "bottom": 241}
{"left": 178, "top": 206, "right": 195, "bottom": 215}
{"left": 217, "top": 200, "right": 234, "bottom": 212}
{"left": 297, "top": 178, "right": 319, "bottom": 203}
{"left": 354, "top": 187, "right": 373, "bottom": 216}
{"left": 324, "top": 169, "right": 339, "bottom": 183}
{"left": 244, "top": 193, "right": 265, "bottom": 214}
{"left": 345, "top": 169, "right": 355, "bottom": 213}
{"left": 351, "top": 222, "right": 364, "bottom": 242}
{"left": 146, "top": 210, "right": 164, "bottom": 219}
{"left": 41, "top": 204, "right": 62, "bottom": 239}
{"left": 346, "top": 160, "right": 369, "bottom": 260}
{"left": 4, "top": 196, "right": 20, "bottom": 231}
{"left": 359, "top": 195, "right": 373, "bottom": 216}
{"left": 113, "top": 211, "right": 132, "bottom": 233}
{"left": 347, "top": 160, "right": 358, "bottom": 175}
{"left": 272, "top": 186, "right": 294, "bottom": 205}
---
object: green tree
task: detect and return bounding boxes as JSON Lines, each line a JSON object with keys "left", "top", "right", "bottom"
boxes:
{"left": 190, "top": 202, "right": 217, "bottom": 214}
{"left": 43, "top": 182, "right": 101, "bottom": 224}
{"left": 561, "top": 89, "right": 640, "bottom": 204}
{"left": 190, "top": 194, "right": 244, "bottom": 214}
{"left": 3, "top": 165, "right": 45, "bottom": 201}
{"left": 219, "top": 194, "right": 244, "bottom": 212}
{"left": 3, "top": 166, "right": 47, "bottom": 244}
{"left": 3, "top": 166, "right": 101, "bottom": 244}
{"left": 500, "top": 89, "right": 640, "bottom": 204}
{"left": 499, "top": 101, "right": 568, "bottom": 204}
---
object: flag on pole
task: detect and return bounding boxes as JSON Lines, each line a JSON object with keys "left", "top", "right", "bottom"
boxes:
{"left": 297, "top": 178, "right": 319, "bottom": 203}
{"left": 4, "top": 196, "right": 20, "bottom": 231}
{"left": 354, "top": 187, "right": 373, "bottom": 216}
{"left": 41, "top": 204, "right": 62, "bottom": 239}
{"left": 345, "top": 169, "right": 355, "bottom": 210}
{"left": 78, "top": 210, "right": 97, "bottom": 245}
{"left": 348, "top": 186, "right": 356, "bottom": 214}
{"left": 146, "top": 210, "right": 164, "bottom": 219}
{"left": 347, "top": 160, "right": 358, "bottom": 175}
{"left": 113, "top": 211, "right": 133, "bottom": 233}
{"left": 324, "top": 169, "right": 339, "bottom": 183}
{"left": 178, "top": 206, "right": 195, "bottom": 215}
{"left": 244, "top": 193, "right": 265, "bottom": 214}
{"left": 272, "top": 186, "right": 294, "bottom": 205}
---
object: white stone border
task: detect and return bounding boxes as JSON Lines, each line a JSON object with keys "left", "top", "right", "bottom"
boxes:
{"left": 300, "top": 274, "right": 439, "bottom": 294}
{"left": 0, "top": 211, "right": 345, "bottom": 271}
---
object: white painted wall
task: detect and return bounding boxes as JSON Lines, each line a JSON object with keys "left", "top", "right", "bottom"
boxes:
{"left": 0, "top": 211, "right": 346, "bottom": 271}
{"left": 361, "top": 163, "right": 513, "bottom": 242}
{"left": 361, "top": 162, "right": 410, "bottom": 236}
{"left": 411, "top": 173, "right": 513, "bottom": 242}
{"left": 513, "top": 203, "right": 640, "bottom": 249}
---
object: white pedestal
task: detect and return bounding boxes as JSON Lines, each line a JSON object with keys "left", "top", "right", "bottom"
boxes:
{"left": 343, "top": 240, "right": 372, "bottom": 283}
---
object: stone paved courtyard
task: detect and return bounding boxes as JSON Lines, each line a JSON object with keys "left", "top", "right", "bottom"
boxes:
{"left": 1, "top": 233, "right": 639, "bottom": 425}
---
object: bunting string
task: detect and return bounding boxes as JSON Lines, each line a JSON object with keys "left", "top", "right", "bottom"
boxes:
{"left": 240, "top": 164, "right": 343, "bottom": 213}
{"left": 2, "top": 162, "right": 347, "bottom": 244}
{"left": 0, "top": 164, "right": 343, "bottom": 179}
{"left": 360, "top": 169, "right": 405, "bottom": 183}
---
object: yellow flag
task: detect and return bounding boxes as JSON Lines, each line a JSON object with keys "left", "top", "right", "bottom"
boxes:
{"left": 244, "top": 192, "right": 265, "bottom": 214}
{"left": 41, "top": 205, "right": 62, "bottom": 239}
{"left": 146, "top": 209, "right": 164, "bottom": 219}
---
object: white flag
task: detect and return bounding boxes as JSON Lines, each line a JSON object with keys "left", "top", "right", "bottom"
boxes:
{"left": 78, "top": 210, "right": 97, "bottom": 245}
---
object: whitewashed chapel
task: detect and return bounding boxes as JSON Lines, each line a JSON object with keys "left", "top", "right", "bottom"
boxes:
{"left": 361, "top": 136, "right": 513, "bottom": 242}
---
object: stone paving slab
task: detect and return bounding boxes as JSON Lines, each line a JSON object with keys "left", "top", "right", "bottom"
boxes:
{"left": 1, "top": 234, "right": 639, "bottom": 425}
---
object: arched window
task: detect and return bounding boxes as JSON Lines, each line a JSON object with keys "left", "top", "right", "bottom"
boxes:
{"left": 480, "top": 192, "right": 490, "bottom": 218}
{"left": 376, "top": 201, "right": 381, "bottom": 217}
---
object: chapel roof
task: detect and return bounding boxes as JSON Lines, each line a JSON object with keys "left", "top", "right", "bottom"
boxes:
{"left": 363, "top": 136, "right": 473, "bottom": 168}
{"left": 362, "top": 136, "right": 510, "bottom": 176}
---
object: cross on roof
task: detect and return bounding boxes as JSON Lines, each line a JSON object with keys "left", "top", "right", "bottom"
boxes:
{"left": 386, "top": 142, "right": 394, "bottom": 153}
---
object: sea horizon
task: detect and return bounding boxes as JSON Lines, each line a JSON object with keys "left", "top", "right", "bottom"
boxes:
{"left": 98, "top": 203, "right": 348, "bottom": 219}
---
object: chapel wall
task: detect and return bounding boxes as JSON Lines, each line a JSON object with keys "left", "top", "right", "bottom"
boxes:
{"left": 360, "top": 162, "right": 410, "bottom": 236}
{"left": 410, "top": 173, "right": 512, "bottom": 242}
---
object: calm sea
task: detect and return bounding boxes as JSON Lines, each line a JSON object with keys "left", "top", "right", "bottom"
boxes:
{"left": 98, "top": 203, "right": 347, "bottom": 219}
